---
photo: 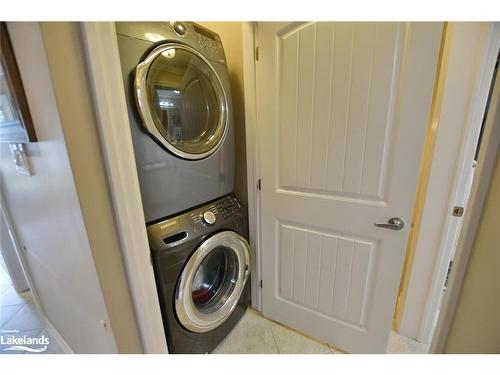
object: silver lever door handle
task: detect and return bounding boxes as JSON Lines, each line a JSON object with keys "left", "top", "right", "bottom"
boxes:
{"left": 374, "top": 217, "right": 405, "bottom": 231}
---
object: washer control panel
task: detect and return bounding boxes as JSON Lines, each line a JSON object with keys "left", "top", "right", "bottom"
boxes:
{"left": 218, "top": 196, "right": 241, "bottom": 219}
{"left": 201, "top": 210, "right": 216, "bottom": 225}
{"left": 188, "top": 195, "right": 241, "bottom": 229}
{"left": 190, "top": 201, "right": 218, "bottom": 226}
{"left": 147, "top": 194, "right": 244, "bottom": 251}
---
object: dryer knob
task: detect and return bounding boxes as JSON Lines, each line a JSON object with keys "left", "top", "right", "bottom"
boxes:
{"left": 173, "top": 22, "right": 187, "bottom": 36}
{"left": 201, "top": 211, "right": 216, "bottom": 225}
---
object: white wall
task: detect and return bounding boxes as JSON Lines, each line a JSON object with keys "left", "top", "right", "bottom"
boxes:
{"left": 0, "top": 23, "right": 117, "bottom": 353}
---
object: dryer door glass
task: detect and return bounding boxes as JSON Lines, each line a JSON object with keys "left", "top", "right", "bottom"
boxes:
{"left": 137, "top": 44, "right": 228, "bottom": 159}
{"left": 175, "top": 231, "right": 250, "bottom": 333}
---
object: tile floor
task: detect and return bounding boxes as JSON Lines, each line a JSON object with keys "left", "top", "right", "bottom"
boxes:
{"left": 213, "top": 308, "right": 429, "bottom": 354}
{"left": 213, "top": 308, "right": 334, "bottom": 354}
{"left": 0, "top": 251, "right": 427, "bottom": 355}
{"left": 387, "top": 330, "right": 429, "bottom": 354}
{"left": 0, "top": 253, "right": 62, "bottom": 354}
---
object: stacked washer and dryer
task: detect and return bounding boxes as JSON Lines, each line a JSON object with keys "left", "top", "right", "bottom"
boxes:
{"left": 116, "top": 22, "right": 251, "bottom": 354}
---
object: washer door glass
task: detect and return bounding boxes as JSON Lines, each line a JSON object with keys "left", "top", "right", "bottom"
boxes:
{"left": 175, "top": 231, "right": 250, "bottom": 333}
{"left": 192, "top": 247, "right": 238, "bottom": 314}
{"left": 136, "top": 43, "right": 228, "bottom": 159}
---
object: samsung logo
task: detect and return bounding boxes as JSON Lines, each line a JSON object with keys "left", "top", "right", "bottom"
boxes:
{"left": 160, "top": 220, "right": 177, "bottom": 229}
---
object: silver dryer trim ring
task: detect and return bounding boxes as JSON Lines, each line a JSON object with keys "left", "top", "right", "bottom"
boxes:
{"left": 134, "top": 42, "right": 229, "bottom": 160}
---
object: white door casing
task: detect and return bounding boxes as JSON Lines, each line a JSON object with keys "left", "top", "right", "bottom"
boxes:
{"left": 257, "top": 22, "right": 442, "bottom": 353}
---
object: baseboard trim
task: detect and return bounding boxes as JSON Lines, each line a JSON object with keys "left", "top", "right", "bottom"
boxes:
{"left": 43, "top": 316, "right": 74, "bottom": 354}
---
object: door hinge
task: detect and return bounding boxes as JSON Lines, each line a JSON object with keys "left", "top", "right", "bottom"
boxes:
{"left": 257, "top": 178, "right": 262, "bottom": 191}
{"left": 259, "top": 279, "right": 263, "bottom": 288}
{"left": 443, "top": 260, "right": 453, "bottom": 290}
{"left": 255, "top": 46, "right": 259, "bottom": 61}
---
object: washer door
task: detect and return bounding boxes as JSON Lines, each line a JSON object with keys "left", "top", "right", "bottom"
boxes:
{"left": 175, "top": 231, "right": 250, "bottom": 333}
{"left": 135, "top": 43, "right": 228, "bottom": 160}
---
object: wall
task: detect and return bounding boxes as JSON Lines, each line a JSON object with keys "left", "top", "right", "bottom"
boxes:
{"left": 199, "top": 22, "right": 248, "bottom": 208}
{"left": 0, "top": 196, "right": 29, "bottom": 292}
{"left": 40, "top": 22, "right": 143, "bottom": 353}
{"left": 0, "top": 22, "right": 142, "bottom": 353}
{"left": 443, "top": 100, "right": 500, "bottom": 353}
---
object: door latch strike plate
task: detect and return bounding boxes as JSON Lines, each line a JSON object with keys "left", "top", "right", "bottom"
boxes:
{"left": 452, "top": 206, "right": 464, "bottom": 217}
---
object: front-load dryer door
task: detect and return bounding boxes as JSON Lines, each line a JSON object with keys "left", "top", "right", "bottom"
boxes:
{"left": 175, "top": 231, "right": 250, "bottom": 333}
{"left": 135, "top": 43, "right": 229, "bottom": 160}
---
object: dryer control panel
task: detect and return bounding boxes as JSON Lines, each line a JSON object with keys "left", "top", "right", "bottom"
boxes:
{"left": 167, "top": 21, "right": 226, "bottom": 63}
{"left": 115, "top": 22, "right": 227, "bottom": 65}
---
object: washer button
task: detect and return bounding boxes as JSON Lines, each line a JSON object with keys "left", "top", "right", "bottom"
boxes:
{"left": 173, "top": 22, "right": 187, "bottom": 36}
{"left": 201, "top": 211, "right": 216, "bottom": 225}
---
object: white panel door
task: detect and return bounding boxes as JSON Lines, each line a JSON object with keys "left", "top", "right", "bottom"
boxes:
{"left": 257, "top": 22, "right": 442, "bottom": 353}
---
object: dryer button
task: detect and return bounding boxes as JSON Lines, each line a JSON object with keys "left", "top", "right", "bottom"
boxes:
{"left": 173, "top": 22, "right": 187, "bottom": 36}
{"left": 201, "top": 211, "right": 216, "bottom": 225}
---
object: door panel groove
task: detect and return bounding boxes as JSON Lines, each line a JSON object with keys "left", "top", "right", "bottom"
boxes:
{"left": 293, "top": 33, "right": 300, "bottom": 187}
{"left": 340, "top": 26, "right": 355, "bottom": 193}
{"left": 328, "top": 237, "right": 339, "bottom": 315}
{"left": 315, "top": 235, "right": 324, "bottom": 309}
{"left": 323, "top": 23, "right": 336, "bottom": 191}
{"left": 307, "top": 24, "right": 317, "bottom": 189}
{"left": 303, "top": 231, "right": 309, "bottom": 303}
{"left": 344, "top": 241, "right": 356, "bottom": 319}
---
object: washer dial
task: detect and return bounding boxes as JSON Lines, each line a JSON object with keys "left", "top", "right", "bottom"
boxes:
{"left": 201, "top": 210, "right": 216, "bottom": 225}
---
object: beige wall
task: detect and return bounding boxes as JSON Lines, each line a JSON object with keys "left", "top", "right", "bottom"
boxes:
{"left": 444, "top": 133, "right": 500, "bottom": 352}
{"left": 0, "top": 22, "right": 142, "bottom": 353}
{"left": 199, "top": 22, "right": 248, "bottom": 208}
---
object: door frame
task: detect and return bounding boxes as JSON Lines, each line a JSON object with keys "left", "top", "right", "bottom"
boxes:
{"left": 242, "top": 21, "right": 499, "bottom": 350}
{"left": 80, "top": 22, "right": 168, "bottom": 354}
{"left": 394, "top": 22, "right": 500, "bottom": 344}
{"left": 242, "top": 22, "right": 262, "bottom": 310}
{"left": 429, "top": 51, "right": 500, "bottom": 353}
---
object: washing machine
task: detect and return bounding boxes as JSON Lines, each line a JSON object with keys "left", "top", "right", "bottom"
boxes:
{"left": 147, "top": 194, "right": 251, "bottom": 353}
{"left": 116, "top": 22, "right": 235, "bottom": 223}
